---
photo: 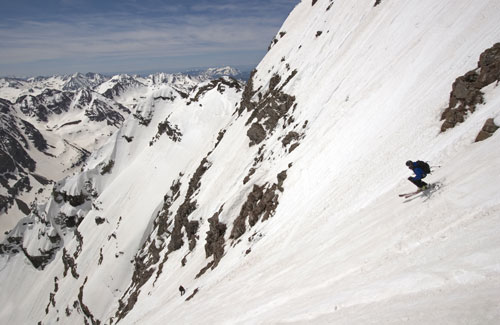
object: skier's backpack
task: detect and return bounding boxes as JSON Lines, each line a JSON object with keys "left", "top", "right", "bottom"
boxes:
{"left": 415, "top": 160, "right": 431, "bottom": 174}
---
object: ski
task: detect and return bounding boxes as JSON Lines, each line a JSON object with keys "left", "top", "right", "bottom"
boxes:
{"left": 398, "top": 189, "right": 423, "bottom": 198}
{"left": 399, "top": 183, "right": 435, "bottom": 198}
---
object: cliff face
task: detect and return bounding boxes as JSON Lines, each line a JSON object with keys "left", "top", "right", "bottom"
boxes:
{"left": 2, "top": 1, "right": 500, "bottom": 324}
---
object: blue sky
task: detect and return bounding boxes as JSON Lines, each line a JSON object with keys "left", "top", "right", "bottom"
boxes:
{"left": 0, "top": 0, "right": 299, "bottom": 77}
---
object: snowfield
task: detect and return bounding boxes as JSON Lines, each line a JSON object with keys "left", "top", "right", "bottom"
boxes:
{"left": 1, "top": 1, "right": 500, "bottom": 324}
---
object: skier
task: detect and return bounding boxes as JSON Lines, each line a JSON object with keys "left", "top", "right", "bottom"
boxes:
{"left": 406, "top": 160, "right": 429, "bottom": 190}
{"left": 179, "top": 285, "right": 185, "bottom": 296}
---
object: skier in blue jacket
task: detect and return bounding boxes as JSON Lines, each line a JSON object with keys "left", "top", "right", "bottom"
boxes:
{"left": 406, "top": 160, "right": 429, "bottom": 190}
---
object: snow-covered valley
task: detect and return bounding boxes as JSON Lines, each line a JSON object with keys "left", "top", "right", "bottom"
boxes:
{"left": 1, "top": 1, "right": 500, "bottom": 324}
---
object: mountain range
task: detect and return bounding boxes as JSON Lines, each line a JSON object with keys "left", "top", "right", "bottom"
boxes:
{"left": 0, "top": 67, "right": 244, "bottom": 233}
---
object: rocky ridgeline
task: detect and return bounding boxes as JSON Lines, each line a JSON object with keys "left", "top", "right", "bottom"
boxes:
{"left": 110, "top": 65, "right": 304, "bottom": 321}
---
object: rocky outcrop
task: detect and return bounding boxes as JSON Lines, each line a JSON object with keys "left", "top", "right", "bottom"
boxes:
{"left": 62, "top": 248, "right": 79, "bottom": 279}
{"left": 187, "top": 77, "right": 242, "bottom": 105}
{"left": 72, "top": 90, "right": 130, "bottom": 127}
{"left": 16, "top": 89, "right": 74, "bottom": 122}
{"left": 100, "top": 160, "right": 115, "bottom": 175}
{"left": 77, "top": 277, "right": 101, "bottom": 325}
{"left": 247, "top": 123, "right": 267, "bottom": 146}
{"left": 102, "top": 76, "right": 145, "bottom": 100}
{"left": 241, "top": 71, "right": 297, "bottom": 146}
{"left": 441, "top": 43, "right": 500, "bottom": 132}
{"left": 0, "top": 104, "right": 46, "bottom": 212}
{"left": 204, "top": 207, "right": 227, "bottom": 268}
{"left": 167, "top": 158, "right": 211, "bottom": 252}
{"left": 268, "top": 31, "right": 288, "bottom": 51}
{"left": 132, "top": 110, "right": 153, "bottom": 126}
{"left": 149, "top": 115, "right": 182, "bottom": 145}
{"left": 53, "top": 190, "right": 89, "bottom": 207}
{"left": 231, "top": 170, "right": 288, "bottom": 240}
{"left": 475, "top": 118, "right": 499, "bottom": 142}
{"left": 20, "top": 120, "right": 48, "bottom": 151}
{"left": 84, "top": 98, "right": 129, "bottom": 127}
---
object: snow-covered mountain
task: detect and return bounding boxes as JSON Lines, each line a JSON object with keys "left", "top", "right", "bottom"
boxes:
{"left": 0, "top": 88, "right": 131, "bottom": 232}
{"left": 0, "top": 67, "right": 245, "bottom": 232}
{"left": 185, "top": 66, "right": 244, "bottom": 81}
{"left": 0, "top": 67, "right": 242, "bottom": 103}
{"left": 1, "top": 1, "right": 500, "bottom": 325}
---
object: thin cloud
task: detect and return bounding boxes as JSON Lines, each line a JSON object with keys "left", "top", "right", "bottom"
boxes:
{"left": 0, "top": 1, "right": 299, "bottom": 75}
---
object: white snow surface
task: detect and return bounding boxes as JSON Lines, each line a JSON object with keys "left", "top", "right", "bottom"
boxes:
{"left": 1, "top": 1, "right": 500, "bottom": 324}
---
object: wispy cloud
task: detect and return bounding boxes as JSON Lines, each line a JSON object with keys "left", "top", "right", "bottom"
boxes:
{"left": 0, "top": 0, "right": 299, "bottom": 76}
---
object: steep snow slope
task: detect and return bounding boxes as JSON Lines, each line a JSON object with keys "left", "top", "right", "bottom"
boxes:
{"left": 123, "top": 1, "right": 500, "bottom": 323}
{"left": 1, "top": 1, "right": 500, "bottom": 324}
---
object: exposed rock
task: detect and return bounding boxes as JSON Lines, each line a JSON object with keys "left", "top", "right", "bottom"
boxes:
{"left": 268, "top": 38, "right": 279, "bottom": 51}
{"left": 242, "top": 72, "right": 297, "bottom": 146}
{"left": 74, "top": 229, "right": 83, "bottom": 259}
{"left": 289, "top": 143, "right": 300, "bottom": 153}
{"left": 133, "top": 110, "right": 153, "bottom": 126}
{"left": 20, "top": 120, "right": 48, "bottom": 151}
{"left": 282, "top": 131, "right": 300, "bottom": 147}
{"left": 95, "top": 217, "right": 106, "bottom": 225}
{"left": 78, "top": 277, "right": 101, "bottom": 325}
{"left": 374, "top": 0, "right": 382, "bottom": 7}
{"left": 98, "top": 248, "right": 103, "bottom": 265}
{"left": 277, "top": 170, "right": 288, "bottom": 191}
{"left": 441, "top": 43, "right": 500, "bottom": 132}
{"left": 114, "top": 253, "right": 154, "bottom": 322}
{"left": 247, "top": 123, "right": 267, "bottom": 146}
{"left": 60, "top": 120, "right": 83, "bottom": 129}
{"left": 214, "top": 129, "right": 226, "bottom": 149}
{"left": 150, "top": 116, "right": 182, "bottom": 145}
{"left": 100, "top": 160, "right": 115, "bottom": 175}
{"left": 230, "top": 170, "right": 288, "bottom": 240}
{"left": 185, "top": 288, "right": 199, "bottom": 301}
{"left": 281, "top": 70, "right": 298, "bottom": 91}
{"left": 204, "top": 207, "right": 227, "bottom": 268}
{"left": 62, "top": 248, "right": 79, "bottom": 279}
{"left": 195, "top": 261, "right": 214, "bottom": 279}
{"left": 237, "top": 69, "right": 258, "bottom": 115}
{"left": 475, "top": 118, "right": 499, "bottom": 142}
{"left": 53, "top": 190, "right": 88, "bottom": 207}
{"left": 102, "top": 76, "right": 146, "bottom": 100}
{"left": 31, "top": 173, "right": 51, "bottom": 185}
{"left": 156, "top": 177, "right": 182, "bottom": 237}
{"left": 15, "top": 198, "right": 31, "bottom": 215}
{"left": 2, "top": 236, "right": 60, "bottom": 270}
{"left": 16, "top": 90, "right": 74, "bottom": 122}
{"left": 74, "top": 90, "right": 130, "bottom": 127}
{"left": 188, "top": 77, "right": 242, "bottom": 105}
{"left": 243, "top": 168, "right": 256, "bottom": 185}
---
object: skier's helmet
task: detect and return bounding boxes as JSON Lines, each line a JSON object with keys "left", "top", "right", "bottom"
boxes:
{"left": 406, "top": 160, "right": 413, "bottom": 167}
